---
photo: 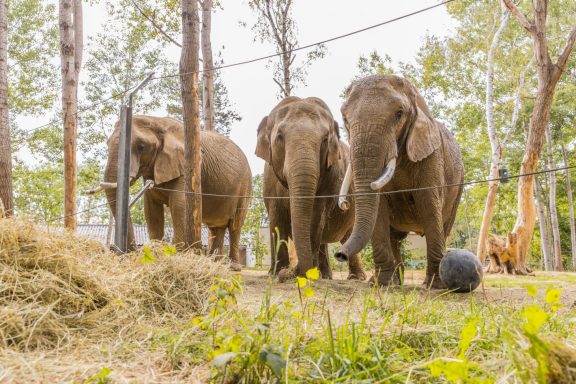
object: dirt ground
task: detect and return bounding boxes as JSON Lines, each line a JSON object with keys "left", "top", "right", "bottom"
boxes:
{"left": 237, "top": 269, "right": 576, "bottom": 315}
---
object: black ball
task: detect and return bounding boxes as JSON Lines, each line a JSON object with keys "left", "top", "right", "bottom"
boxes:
{"left": 439, "top": 249, "right": 483, "bottom": 293}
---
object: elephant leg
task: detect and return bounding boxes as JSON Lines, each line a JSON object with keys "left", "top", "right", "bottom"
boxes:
{"left": 370, "top": 198, "right": 399, "bottom": 286}
{"left": 144, "top": 192, "right": 165, "bottom": 241}
{"left": 268, "top": 206, "right": 291, "bottom": 275}
{"left": 341, "top": 231, "right": 367, "bottom": 281}
{"left": 414, "top": 191, "right": 446, "bottom": 289}
{"left": 208, "top": 227, "right": 226, "bottom": 258}
{"left": 228, "top": 222, "right": 243, "bottom": 272}
{"left": 318, "top": 244, "right": 332, "bottom": 279}
{"left": 227, "top": 196, "right": 250, "bottom": 272}
{"left": 390, "top": 229, "right": 408, "bottom": 283}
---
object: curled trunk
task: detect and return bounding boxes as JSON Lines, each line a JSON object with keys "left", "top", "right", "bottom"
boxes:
{"left": 336, "top": 124, "right": 388, "bottom": 261}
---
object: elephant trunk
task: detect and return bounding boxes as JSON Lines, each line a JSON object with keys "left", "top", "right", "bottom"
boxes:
{"left": 336, "top": 122, "right": 395, "bottom": 262}
{"left": 286, "top": 153, "right": 319, "bottom": 276}
{"left": 104, "top": 151, "right": 137, "bottom": 251}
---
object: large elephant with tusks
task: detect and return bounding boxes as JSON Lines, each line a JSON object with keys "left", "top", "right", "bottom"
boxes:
{"left": 334, "top": 75, "right": 464, "bottom": 288}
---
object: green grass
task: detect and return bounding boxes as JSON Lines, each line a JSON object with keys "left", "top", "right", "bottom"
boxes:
{"left": 151, "top": 271, "right": 576, "bottom": 383}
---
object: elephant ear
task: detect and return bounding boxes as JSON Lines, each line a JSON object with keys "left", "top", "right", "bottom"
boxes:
{"left": 406, "top": 91, "right": 441, "bottom": 162}
{"left": 255, "top": 116, "right": 271, "bottom": 163}
{"left": 326, "top": 120, "right": 341, "bottom": 168}
{"left": 154, "top": 127, "right": 184, "bottom": 185}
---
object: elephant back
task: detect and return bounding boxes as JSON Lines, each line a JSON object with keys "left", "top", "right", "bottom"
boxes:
{"left": 200, "top": 131, "right": 252, "bottom": 196}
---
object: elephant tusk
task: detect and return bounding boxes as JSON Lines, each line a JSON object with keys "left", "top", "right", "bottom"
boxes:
{"left": 85, "top": 185, "right": 104, "bottom": 195}
{"left": 370, "top": 157, "right": 397, "bottom": 191}
{"left": 100, "top": 181, "right": 118, "bottom": 189}
{"left": 99, "top": 177, "right": 137, "bottom": 191}
{"left": 338, "top": 163, "right": 352, "bottom": 210}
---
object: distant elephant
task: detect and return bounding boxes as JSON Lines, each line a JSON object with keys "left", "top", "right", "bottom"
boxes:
{"left": 102, "top": 115, "right": 252, "bottom": 270}
{"left": 256, "top": 96, "right": 366, "bottom": 281}
{"left": 334, "top": 75, "right": 464, "bottom": 288}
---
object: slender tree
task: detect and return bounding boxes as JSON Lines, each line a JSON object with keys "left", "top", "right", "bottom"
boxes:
{"left": 201, "top": 0, "right": 214, "bottom": 131}
{"left": 0, "top": 0, "right": 11, "bottom": 216}
{"left": 534, "top": 176, "right": 552, "bottom": 270}
{"left": 59, "top": 0, "right": 83, "bottom": 230}
{"left": 559, "top": 131, "right": 576, "bottom": 271}
{"left": 502, "top": 0, "right": 576, "bottom": 274}
{"left": 545, "top": 124, "right": 563, "bottom": 271}
{"left": 249, "top": 0, "right": 325, "bottom": 98}
{"left": 180, "top": 0, "right": 202, "bottom": 248}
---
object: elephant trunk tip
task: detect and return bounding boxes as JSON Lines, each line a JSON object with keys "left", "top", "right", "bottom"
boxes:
{"left": 334, "top": 249, "right": 349, "bottom": 262}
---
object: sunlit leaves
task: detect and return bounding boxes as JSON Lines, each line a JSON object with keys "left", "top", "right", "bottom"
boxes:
{"left": 141, "top": 246, "right": 156, "bottom": 264}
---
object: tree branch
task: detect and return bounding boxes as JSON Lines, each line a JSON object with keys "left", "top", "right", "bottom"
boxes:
{"left": 273, "top": 77, "right": 287, "bottom": 96}
{"left": 552, "top": 25, "right": 576, "bottom": 81}
{"left": 502, "top": 0, "right": 534, "bottom": 34}
{"left": 130, "top": 0, "right": 182, "bottom": 48}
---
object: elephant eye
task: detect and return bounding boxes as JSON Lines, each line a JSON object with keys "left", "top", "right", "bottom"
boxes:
{"left": 395, "top": 110, "right": 404, "bottom": 120}
{"left": 276, "top": 133, "right": 284, "bottom": 145}
{"left": 136, "top": 142, "right": 145, "bottom": 152}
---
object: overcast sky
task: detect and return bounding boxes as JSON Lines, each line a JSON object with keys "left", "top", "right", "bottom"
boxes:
{"left": 25, "top": 0, "right": 456, "bottom": 176}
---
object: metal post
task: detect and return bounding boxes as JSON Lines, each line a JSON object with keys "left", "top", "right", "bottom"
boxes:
{"left": 113, "top": 104, "right": 132, "bottom": 253}
{"left": 112, "top": 71, "right": 155, "bottom": 254}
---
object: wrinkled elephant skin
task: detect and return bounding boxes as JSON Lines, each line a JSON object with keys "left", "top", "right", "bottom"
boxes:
{"left": 335, "top": 75, "right": 464, "bottom": 288}
{"left": 256, "top": 97, "right": 366, "bottom": 281}
{"left": 103, "top": 115, "right": 251, "bottom": 270}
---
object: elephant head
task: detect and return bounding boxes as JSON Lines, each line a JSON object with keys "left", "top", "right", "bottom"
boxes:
{"left": 335, "top": 75, "right": 441, "bottom": 262}
{"left": 103, "top": 115, "right": 185, "bottom": 249}
{"left": 256, "top": 96, "right": 342, "bottom": 274}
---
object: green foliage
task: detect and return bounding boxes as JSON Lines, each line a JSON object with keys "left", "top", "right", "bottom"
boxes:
{"left": 241, "top": 175, "right": 269, "bottom": 268}
{"left": 8, "top": 0, "right": 58, "bottom": 116}
{"left": 75, "top": 367, "right": 111, "bottom": 384}
{"left": 152, "top": 273, "right": 576, "bottom": 382}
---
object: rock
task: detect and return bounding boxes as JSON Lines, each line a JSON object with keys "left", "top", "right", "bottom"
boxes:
{"left": 439, "top": 249, "right": 483, "bottom": 293}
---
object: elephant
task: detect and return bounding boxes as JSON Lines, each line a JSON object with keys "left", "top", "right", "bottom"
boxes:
{"left": 102, "top": 115, "right": 252, "bottom": 270}
{"left": 256, "top": 96, "right": 366, "bottom": 281}
{"left": 334, "top": 75, "right": 464, "bottom": 288}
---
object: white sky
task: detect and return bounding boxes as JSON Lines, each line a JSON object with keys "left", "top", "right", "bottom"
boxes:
{"left": 23, "top": 0, "right": 455, "bottom": 176}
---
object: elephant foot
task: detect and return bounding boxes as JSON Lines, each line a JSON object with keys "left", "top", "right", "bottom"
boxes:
{"left": 347, "top": 269, "right": 367, "bottom": 281}
{"left": 369, "top": 270, "right": 401, "bottom": 287}
{"left": 229, "top": 262, "right": 242, "bottom": 272}
{"left": 423, "top": 274, "right": 446, "bottom": 290}
{"left": 321, "top": 270, "right": 333, "bottom": 280}
{"left": 278, "top": 267, "right": 297, "bottom": 283}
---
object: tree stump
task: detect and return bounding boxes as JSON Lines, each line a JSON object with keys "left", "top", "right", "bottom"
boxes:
{"left": 486, "top": 232, "right": 534, "bottom": 275}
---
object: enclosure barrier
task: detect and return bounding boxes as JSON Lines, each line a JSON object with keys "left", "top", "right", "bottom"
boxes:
{"left": 112, "top": 72, "right": 155, "bottom": 254}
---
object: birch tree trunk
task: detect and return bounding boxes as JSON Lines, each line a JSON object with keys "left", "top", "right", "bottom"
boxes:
{"left": 201, "top": 0, "right": 214, "bottom": 131}
{"left": 59, "top": 0, "right": 83, "bottom": 230}
{"left": 0, "top": 0, "right": 11, "bottom": 217}
{"left": 559, "top": 134, "right": 576, "bottom": 271}
{"left": 534, "top": 176, "right": 552, "bottom": 270}
{"left": 180, "top": 0, "right": 202, "bottom": 248}
{"left": 477, "top": 6, "right": 508, "bottom": 268}
{"left": 503, "top": 0, "right": 576, "bottom": 274}
{"left": 545, "top": 124, "right": 563, "bottom": 271}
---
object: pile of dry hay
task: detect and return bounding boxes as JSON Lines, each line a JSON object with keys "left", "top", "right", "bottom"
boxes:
{"left": 0, "top": 217, "right": 228, "bottom": 352}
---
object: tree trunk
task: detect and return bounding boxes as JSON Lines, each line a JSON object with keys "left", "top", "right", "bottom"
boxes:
{"left": 59, "top": 0, "right": 83, "bottom": 230}
{"left": 503, "top": 0, "right": 576, "bottom": 274}
{"left": 0, "top": 0, "right": 11, "bottom": 217}
{"left": 201, "top": 0, "right": 214, "bottom": 131}
{"left": 477, "top": 6, "right": 508, "bottom": 266}
{"left": 535, "top": 174, "right": 553, "bottom": 271}
{"left": 545, "top": 124, "right": 563, "bottom": 271}
{"left": 559, "top": 133, "right": 576, "bottom": 271}
{"left": 180, "top": 0, "right": 202, "bottom": 249}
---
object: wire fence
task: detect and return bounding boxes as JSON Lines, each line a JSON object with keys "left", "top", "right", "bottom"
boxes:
{"left": 19, "top": 0, "right": 456, "bottom": 137}
{"left": 39, "top": 164, "right": 576, "bottom": 225}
